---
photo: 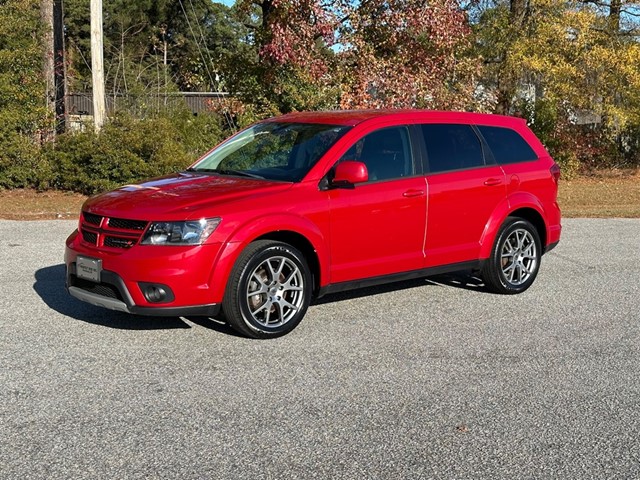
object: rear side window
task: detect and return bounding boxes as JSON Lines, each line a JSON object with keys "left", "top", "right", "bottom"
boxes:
{"left": 421, "top": 124, "right": 485, "bottom": 173}
{"left": 477, "top": 126, "right": 538, "bottom": 165}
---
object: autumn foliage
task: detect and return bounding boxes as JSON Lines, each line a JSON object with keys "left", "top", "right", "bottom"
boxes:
{"left": 337, "top": 0, "right": 478, "bottom": 110}
{"left": 237, "top": 0, "right": 482, "bottom": 111}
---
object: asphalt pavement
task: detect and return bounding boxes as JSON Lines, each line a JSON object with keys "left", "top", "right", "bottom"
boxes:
{"left": 1, "top": 218, "right": 639, "bottom": 479}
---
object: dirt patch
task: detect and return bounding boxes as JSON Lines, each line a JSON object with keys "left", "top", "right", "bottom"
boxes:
{"left": 0, "top": 189, "right": 87, "bottom": 220}
{"left": 558, "top": 170, "right": 640, "bottom": 218}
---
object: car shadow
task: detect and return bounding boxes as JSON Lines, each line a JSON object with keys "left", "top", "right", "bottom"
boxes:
{"left": 34, "top": 264, "right": 489, "bottom": 332}
{"left": 182, "top": 315, "right": 246, "bottom": 338}
{"left": 427, "top": 271, "right": 488, "bottom": 292}
{"left": 312, "top": 270, "right": 488, "bottom": 305}
{"left": 34, "top": 264, "right": 191, "bottom": 330}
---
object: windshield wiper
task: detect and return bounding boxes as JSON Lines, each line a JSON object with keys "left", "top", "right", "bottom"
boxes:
{"left": 186, "top": 167, "right": 265, "bottom": 179}
{"left": 214, "top": 168, "right": 265, "bottom": 179}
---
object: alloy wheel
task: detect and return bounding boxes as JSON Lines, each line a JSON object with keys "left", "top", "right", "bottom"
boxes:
{"left": 245, "top": 256, "right": 305, "bottom": 328}
{"left": 500, "top": 228, "right": 538, "bottom": 286}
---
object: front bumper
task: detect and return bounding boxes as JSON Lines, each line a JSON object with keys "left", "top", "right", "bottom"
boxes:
{"left": 66, "top": 262, "right": 220, "bottom": 317}
{"left": 65, "top": 229, "right": 225, "bottom": 316}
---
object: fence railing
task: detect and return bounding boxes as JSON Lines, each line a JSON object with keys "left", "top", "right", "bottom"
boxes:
{"left": 66, "top": 92, "right": 229, "bottom": 116}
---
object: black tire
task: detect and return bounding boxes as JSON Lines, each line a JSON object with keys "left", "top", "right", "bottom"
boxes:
{"left": 222, "top": 240, "right": 312, "bottom": 339}
{"left": 482, "top": 217, "right": 542, "bottom": 294}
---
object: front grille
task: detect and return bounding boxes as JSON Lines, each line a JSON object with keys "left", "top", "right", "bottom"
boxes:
{"left": 80, "top": 211, "right": 148, "bottom": 249}
{"left": 83, "top": 212, "right": 103, "bottom": 226}
{"left": 104, "top": 236, "right": 136, "bottom": 249}
{"left": 81, "top": 229, "right": 97, "bottom": 244}
{"left": 72, "top": 277, "right": 122, "bottom": 300}
{"left": 108, "top": 217, "right": 148, "bottom": 231}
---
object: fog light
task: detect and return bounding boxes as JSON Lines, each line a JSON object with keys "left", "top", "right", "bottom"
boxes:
{"left": 139, "top": 283, "right": 175, "bottom": 304}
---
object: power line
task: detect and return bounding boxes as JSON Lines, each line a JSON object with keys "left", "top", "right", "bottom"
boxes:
{"left": 177, "top": 0, "right": 237, "bottom": 132}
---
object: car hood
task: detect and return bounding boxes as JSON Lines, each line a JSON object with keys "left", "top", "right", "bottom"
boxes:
{"left": 82, "top": 172, "right": 293, "bottom": 220}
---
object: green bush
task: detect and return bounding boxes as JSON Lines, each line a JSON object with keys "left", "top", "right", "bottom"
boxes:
{"left": 0, "top": 129, "right": 53, "bottom": 190}
{"left": 0, "top": 0, "right": 52, "bottom": 190}
{"left": 47, "top": 110, "right": 224, "bottom": 195}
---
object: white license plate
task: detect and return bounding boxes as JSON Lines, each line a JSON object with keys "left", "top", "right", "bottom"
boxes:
{"left": 76, "top": 256, "right": 102, "bottom": 282}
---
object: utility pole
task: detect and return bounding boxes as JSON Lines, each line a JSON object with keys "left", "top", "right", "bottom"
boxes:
{"left": 90, "top": 0, "right": 106, "bottom": 131}
{"left": 41, "top": 0, "right": 67, "bottom": 138}
{"left": 41, "top": 0, "right": 54, "bottom": 141}
{"left": 53, "top": 0, "right": 66, "bottom": 133}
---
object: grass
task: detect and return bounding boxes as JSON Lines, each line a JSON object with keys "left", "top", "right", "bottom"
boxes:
{"left": 558, "top": 170, "right": 640, "bottom": 218}
{"left": 0, "top": 189, "right": 87, "bottom": 220}
{"left": 0, "top": 170, "right": 638, "bottom": 220}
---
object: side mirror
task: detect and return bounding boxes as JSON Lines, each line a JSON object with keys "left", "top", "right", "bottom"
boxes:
{"left": 332, "top": 160, "right": 368, "bottom": 188}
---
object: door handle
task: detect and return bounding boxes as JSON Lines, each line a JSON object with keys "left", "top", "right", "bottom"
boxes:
{"left": 484, "top": 178, "right": 503, "bottom": 186}
{"left": 403, "top": 189, "right": 425, "bottom": 198}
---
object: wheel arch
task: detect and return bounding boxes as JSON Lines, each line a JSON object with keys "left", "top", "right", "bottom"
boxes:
{"left": 480, "top": 195, "right": 548, "bottom": 259}
{"left": 507, "top": 207, "right": 547, "bottom": 248}
{"left": 207, "top": 214, "right": 328, "bottom": 303}
{"left": 253, "top": 230, "right": 322, "bottom": 297}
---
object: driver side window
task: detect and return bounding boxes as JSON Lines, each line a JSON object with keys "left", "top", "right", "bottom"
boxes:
{"left": 339, "top": 126, "right": 413, "bottom": 182}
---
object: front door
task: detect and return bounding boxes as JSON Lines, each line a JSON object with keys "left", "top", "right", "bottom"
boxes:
{"left": 327, "top": 126, "right": 427, "bottom": 283}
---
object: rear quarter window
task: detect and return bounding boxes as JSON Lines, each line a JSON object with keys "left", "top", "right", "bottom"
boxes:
{"left": 477, "top": 126, "right": 538, "bottom": 165}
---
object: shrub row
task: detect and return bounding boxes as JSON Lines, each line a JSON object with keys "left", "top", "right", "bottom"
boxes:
{"left": 0, "top": 110, "right": 226, "bottom": 195}
{"left": 2, "top": 105, "right": 639, "bottom": 193}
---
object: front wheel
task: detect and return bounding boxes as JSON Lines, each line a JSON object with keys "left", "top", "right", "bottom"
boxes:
{"left": 223, "top": 240, "right": 312, "bottom": 339}
{"left": 482, "top": 217, "right": 542, "bottom": 294}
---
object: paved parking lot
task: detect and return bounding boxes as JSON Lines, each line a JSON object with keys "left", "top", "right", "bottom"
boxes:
{"left": 1, "top": 218, "right": 639, "bottom": 479}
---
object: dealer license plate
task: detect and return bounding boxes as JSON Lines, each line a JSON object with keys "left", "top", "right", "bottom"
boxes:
{"left": 76, "top": 256, "right": 102, "bottom": 282}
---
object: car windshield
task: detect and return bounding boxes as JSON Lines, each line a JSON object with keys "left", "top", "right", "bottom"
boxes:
{"left": 189, "top": 122, "right": 351, "bottom": 182}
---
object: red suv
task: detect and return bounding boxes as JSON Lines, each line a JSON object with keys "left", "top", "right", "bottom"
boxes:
{"left": 65, "top": 110, "right": 561, "bottom": 338}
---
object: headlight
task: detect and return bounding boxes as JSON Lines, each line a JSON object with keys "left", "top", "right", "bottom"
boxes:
{"left": 141, "top": 218, "right": 221, "bottom": 246}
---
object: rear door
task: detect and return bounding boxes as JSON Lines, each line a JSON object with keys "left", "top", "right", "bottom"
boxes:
{"left": 421, "top": 123, "right": 506, "bottom": 267}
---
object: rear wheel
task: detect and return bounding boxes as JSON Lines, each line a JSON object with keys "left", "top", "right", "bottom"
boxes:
{"left": 223, "top": 240, "right": 312, "bottom": 338}
{"left": 482, "top": 217, "right": 541, "bottom": 294}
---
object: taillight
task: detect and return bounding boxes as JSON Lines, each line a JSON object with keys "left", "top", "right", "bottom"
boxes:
{"left": 550, "top": 163, "right": 561, "bottom": 184}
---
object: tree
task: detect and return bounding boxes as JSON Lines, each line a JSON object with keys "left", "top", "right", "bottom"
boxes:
{"left": 337, "top": 0, "right": 481, "bottom": 110}
{"left": 228, "top": 0, "right": 482, "bottom": 114}
{"left": 472, "top": 0, "right": 530, "bottom": 114}
{"left": 223, "top": 0, "right": 338, "bottom": 115}
{"left": 0, "top": 0, "right": 52, "bottom": 188}
{"left": 63, "top": 0, "right": 247, "bottom": 94}
{"left": 473, "top": 0, "right": 640, "bottom": 170}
